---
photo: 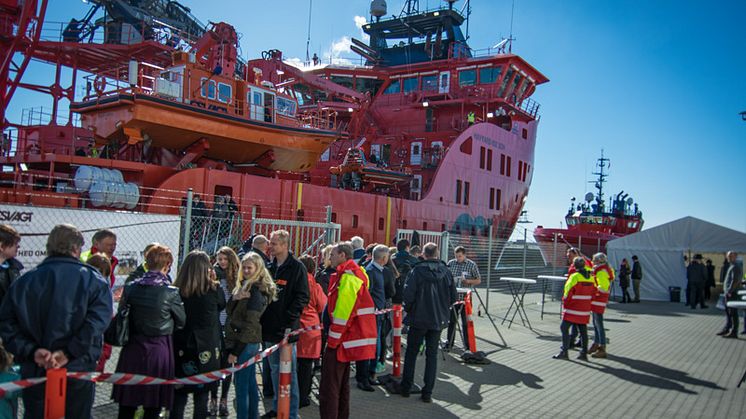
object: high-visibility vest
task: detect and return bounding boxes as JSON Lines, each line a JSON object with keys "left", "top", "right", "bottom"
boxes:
{"left": 467, "top": 112, "right": 475, "bottom": 123}
{"left": 591, "top": 264, "right": 615, "bottom": 314}
{"left": 562, "top": 271, "right": 596, "bottom": 324}
{"left": 326, "top": 259, "right": 377, "bottom": 362}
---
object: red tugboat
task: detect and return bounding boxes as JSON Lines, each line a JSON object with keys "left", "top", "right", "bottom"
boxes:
{"left": 533, "top": 151, "right": 644, "bottom": 265}
{"left": 0, "top": 0, "right": 548, "bottom": 246}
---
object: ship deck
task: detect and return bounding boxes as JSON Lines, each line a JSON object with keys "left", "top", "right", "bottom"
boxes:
{"left": 79, "top": 292, "right": 744, "bottom": 418}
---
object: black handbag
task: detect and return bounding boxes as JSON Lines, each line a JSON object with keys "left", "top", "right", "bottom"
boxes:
{"left": 104, "top": 304, "right": 131, "bottom": 346}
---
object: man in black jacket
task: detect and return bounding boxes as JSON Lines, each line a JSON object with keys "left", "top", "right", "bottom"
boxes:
{"left": 260, "top": 229, "right": 309, "bottom": 418}
{"left": 0, "top": 224, "right": 112, "bottom": 419}
{"left": 0, "top": 224, "right": 23, "bottom": 305}
{"left": 392, "top": 239, "right": 420, "bottom": 304}
{"left": 631, "top": 255, "right": 643, "bottom": 303}
{"left": 400, "top": 242, "right": 457, "bottom": 403}
{"left": 687, "top": 254, "right": 708, "bottom": 309}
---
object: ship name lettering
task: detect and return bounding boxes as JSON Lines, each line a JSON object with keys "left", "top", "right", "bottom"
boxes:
{"left": 0, "top": 210, "right": 33, "bottom": 222}
{"left": 472, "top": 133, "right": 506, "bottom": 150}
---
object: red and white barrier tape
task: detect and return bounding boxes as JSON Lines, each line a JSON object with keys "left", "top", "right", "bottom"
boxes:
{"left": 0, "top": 305, "right": 407, "bottom": 396}
{"left": 0, "top": 377, "right": 47, "bottom": 399}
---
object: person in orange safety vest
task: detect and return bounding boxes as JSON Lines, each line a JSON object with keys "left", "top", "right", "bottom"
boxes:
{"left": 590, "top": 252, "right": 614, "bottom": 358}
{"left": 319, "top": 242, "right": 377, "bottom": 419}
{"left": 554, "top": 257, "right": 597, "bottom": 361}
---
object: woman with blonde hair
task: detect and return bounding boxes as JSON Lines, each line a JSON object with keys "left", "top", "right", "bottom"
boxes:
{"left": 210, "top": 246, "right": 241, "bottom": 416}
{"left": 171, "top": 251, "right": 226, "bottom": 419}
{"left": 225, "top": 252, "right": 276, "bottom": 419}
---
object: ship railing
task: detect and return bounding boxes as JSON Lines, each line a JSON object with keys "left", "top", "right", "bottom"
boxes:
{"left": 39, "top": 18, "right": 202, "bottom": 49}
{"left": 19, "top": 107, "right": 82, "bottom": 128}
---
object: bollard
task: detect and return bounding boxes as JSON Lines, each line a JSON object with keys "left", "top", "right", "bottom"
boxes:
{"left": 277, "top": 329, "right": 293, "bottom": 419}
{"left": 44, "top": 368, "right": 67, "bottom": 419}
{"left": 464, "top": 292, "right": 477, "bottom": 353}
{"left": 392, "top": 304, "right": 403, "bottom": 378}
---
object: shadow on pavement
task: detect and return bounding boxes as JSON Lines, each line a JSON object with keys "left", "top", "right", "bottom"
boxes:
{"left": 606, "top": 354, "right": 725, "bottom": 391}
{"left": 575, "top": 361, "right": 699, "bottom": 394}
{"left": 430, "top": 355, "right": 544, "bottom": 411}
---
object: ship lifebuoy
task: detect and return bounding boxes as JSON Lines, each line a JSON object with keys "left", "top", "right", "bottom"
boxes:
{"left": 93, "top": 75, "right": 107, "bottom": 95}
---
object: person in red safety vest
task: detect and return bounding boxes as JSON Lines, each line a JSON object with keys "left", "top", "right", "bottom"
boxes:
{"left": 590, "top": 252, "right": 615, "bottom": 358}
{"left": 554, "top": 257, "right": 597, "bottom": 361}
{"left": 80, "top": 229, "right": 118, "bottom": 373}
{"left": 319, "top": 242, "right": 377, "bottom": 419}
{"left": 566, "top": 247, "right": 592, "bottom": 347}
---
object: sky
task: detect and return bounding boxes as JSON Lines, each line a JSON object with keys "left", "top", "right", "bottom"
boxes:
{"left": 9, "top": 0, "right": 746, "bottom": 235}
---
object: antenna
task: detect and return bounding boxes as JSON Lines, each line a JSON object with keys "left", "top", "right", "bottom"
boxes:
{"left": 305, "top": 0, "right": 313, "bottom": 65}
{"left": 508, "top": 0, "right": 515, "bottom": 52}
{"left": 589, "top": 149, "right": 610, "bottom": 211}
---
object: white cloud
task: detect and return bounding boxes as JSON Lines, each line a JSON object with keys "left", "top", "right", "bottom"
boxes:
{"left": 354, "top": 15, "right": 369, "bottom": 42}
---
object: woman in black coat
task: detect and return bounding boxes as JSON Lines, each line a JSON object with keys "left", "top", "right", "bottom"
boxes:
{"left": 113, "top": 245, "right": 185, "bottom": 419}
{"left": 619, "top": 259, "right": 632, "bottom": 303}
{"left": 171, "top": 251, "right": 226, "bottom": 419}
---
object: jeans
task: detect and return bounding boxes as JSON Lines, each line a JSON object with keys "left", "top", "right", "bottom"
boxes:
{"left": 561, "top": 320, "right": 587, "bottom": 353}
{"left": 265, "top": 341, "right": 299, "bottom": 418}
{"left": 234, "top": 343, "right": 260, "bottom": 419}
{"left": 592, "top": 313, "right": 605, "bottom": 345}
{"left": 401, "top": 328, "right": 442, "bottom": 396}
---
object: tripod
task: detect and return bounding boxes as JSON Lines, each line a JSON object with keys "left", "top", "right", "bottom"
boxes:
{"left": 470, "top": 286, "right": 508, "bottom": 348}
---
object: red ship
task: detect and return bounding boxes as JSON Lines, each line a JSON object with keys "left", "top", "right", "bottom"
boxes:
{"left": 533, "top": 151, "right": 644, "bottom": 265}
{"left": 0, "top": 0, "right": 548, "bottom": 248}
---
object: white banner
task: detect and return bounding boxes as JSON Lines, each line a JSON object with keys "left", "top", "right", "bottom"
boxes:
{"left": 1, "top": 204, "right": 182, "bottom": 284}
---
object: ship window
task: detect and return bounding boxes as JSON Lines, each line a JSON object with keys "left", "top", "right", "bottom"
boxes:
{"left": 441, "top": 223, "right": 446, "bottom": 232}
{"left": 355, "top": 78, "right": 383, "bottom": 95}
{"left": 384, "top": 79, "right": 400, "bottom": 94}
{"left": 506, "top": 156, "right": 512, "bottom": 177}
{"left": 402, "top": 77, "right": 418, "bottom": 93}
{"left": 479, "top": 146, "right": 486, "bottom": 169}
{"left": 489, "top": 188, "right": 495, "bottom": 210}
{"left": 522, "top": 128, "right": 528, "bottom": 139}
{"left": 464, "top": 181, "right": 470, "bottom": 205}
{"left": 276, "top": 97, "right": 297, "bottom": 116}
{"left": 217, "top": 82, "right": 232, "bottom": 103}
{"left": 500, "top": 153, "right": 506, "bottom": 175}
{"left": 479, "top": 66, "right": 502, "bottom": 84}
{"left": 352, "top": 214, "right": 359, "bottom": 228}
{"left": 523, "top": 163, "right": 529, "bottom": 182}
{"left": 508, "top": 74, "right": 523, "bottom": 100}
{"left": 421, "top": 75, "right": 438, "bottom": 92}
{"left": 497, "top": 68, "right": 514, "bottom": 97}
{"left": 487, "top": 149, "right": 493, "bottom": 171}
{"left": 403, "top": 219, "right": 407, "bottom": 229}
{"left": 201, "top": 78, "right": 216, "bottom": 100}
{"left": 379, "top": 217, "right": 385, "bottom": 230}
{"left": 518, "top": 161, "right": 523, "bottom": 181}
{"left": 331, "top": 212, "right": 337, "bottom": 223}
{"left": 496, "top": 188, "right": 502, "bottom": 210}
{"left": 456, "top": 180, "right": 462, "bottom": 204}
{"left": 458, "top": 69, "right": 476, "bottom": 87}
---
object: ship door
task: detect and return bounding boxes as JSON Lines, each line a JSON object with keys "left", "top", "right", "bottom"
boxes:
{"left": 410, "top": 141, "right": 422, "bottom": 165}
{"left": 264, "top": 92, "right": 275, "bottom": 123}
{"left": 438, "top": 71, "right": 450, "bottom": 94}
{"left": 249, "top": 89, "right": 263, "bottom": 121}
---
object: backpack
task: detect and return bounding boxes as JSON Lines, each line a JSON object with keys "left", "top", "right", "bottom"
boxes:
{"left": 392, "top": 254, "right": 416, "bottom": 304}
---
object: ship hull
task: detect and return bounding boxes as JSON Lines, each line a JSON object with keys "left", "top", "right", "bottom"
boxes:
{"left": 533, "top": 226, "right": 623, "bottom": 268}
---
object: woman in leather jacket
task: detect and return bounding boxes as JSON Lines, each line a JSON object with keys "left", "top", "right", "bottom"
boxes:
{"left": 112, "top": 245, "right": 185, "bottom": 419}
{"left": 225, "top": 252, "right": 276, "bottom": 419}
{"left": 210, "top": 246, "right": 240, "bottom": 417}
{"left": 171, "top": 251, "right": 226, "bottom": 419}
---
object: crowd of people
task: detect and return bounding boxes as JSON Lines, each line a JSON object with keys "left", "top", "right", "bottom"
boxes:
{"left": 0, "top": 225, "right": 460, "bottom": 419}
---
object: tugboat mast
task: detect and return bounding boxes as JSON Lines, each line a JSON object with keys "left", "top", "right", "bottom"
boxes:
{"left": 590, "top": 150, "right": 610, "bottom": 213}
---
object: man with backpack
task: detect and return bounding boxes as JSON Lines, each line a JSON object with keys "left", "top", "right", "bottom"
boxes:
{"left": 391, "top": 239, "right": 420, "bottom": 304}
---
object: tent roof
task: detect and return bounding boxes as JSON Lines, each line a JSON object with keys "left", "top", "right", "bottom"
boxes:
{"left": 607, "top": 216, "right": 746, "bottom": 253}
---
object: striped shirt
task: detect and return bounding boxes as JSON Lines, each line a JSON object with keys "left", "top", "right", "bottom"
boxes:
{"left": 447, "top": 258, "right": 480, "bottom": 287}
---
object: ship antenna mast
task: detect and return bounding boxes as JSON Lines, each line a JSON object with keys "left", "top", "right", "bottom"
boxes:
{"left": 305, "top": 0, "right": 313, "bottom": 65}
{"left": 590, "top": 149, "right": 610, "bottom": 212}
{"left": 509, "top": 0, "right": 515, "bottom": 52}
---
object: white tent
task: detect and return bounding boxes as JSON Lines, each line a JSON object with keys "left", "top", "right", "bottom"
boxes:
{"left": 606, "top": 216, "right": 746, "bottom": 301}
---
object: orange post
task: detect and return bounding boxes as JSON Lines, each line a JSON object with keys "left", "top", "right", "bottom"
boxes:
{"left": 276, "top": 331, "right": 293, "bottom": 419}
{"left": 464, "top": 292, "right": 477, "bottom": 353}
{"left": 392, "top": 304, "right": 403, "bottom": 378}
{"left": 44, "top": 368, "right": 67, "bottom": 419}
